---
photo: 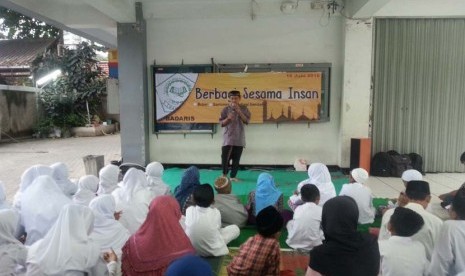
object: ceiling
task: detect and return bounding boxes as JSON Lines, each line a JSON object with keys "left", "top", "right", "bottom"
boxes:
{"left": 0, "top": 0, "right": 464, "bottom": 47}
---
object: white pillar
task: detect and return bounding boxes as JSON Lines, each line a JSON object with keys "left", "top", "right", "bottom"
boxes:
{"left": 339, "top": 18, "right": 373, "bottom": 168}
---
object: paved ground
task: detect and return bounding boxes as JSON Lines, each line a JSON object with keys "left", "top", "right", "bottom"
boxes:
{"left": 0, "top": 134, "right": 121, "bottom": 202}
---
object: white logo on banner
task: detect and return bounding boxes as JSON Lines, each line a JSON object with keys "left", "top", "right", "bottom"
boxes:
{"left": 155, "top": 73, "right": 198, "bottom": 120}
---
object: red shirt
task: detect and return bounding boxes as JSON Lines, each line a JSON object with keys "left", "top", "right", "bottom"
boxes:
{"left": 227, "top": 234, "right": 280, "bottom": 276}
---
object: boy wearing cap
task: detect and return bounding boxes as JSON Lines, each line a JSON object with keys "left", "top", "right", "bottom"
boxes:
{"left": 378, "top": 180, "right": 443, "bottom": 260}
{"left": 378, "top": 207, "right": 428, "bottom": 276}
{"left": 286, "top": 184, "right": 324, "bottom": 251}
{"left": 213, "top": 176, "right": 248, "bottom": 227}
{"left": 227, "top": 206, "right": 283, "bottom": 276}
{"left": 339, "top": 168, "right": 375, "bottom": 224}
{"left": 397, "top": 169, "right": 423, "bottom": 207}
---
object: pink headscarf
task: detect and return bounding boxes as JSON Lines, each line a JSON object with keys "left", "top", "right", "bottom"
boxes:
{"left": 122, "top": 196, "right": 195, "bottom": 274}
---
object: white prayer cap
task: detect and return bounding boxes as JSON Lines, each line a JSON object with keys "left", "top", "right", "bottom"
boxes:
{"left": 351, "top": 168, "right": 369, "bottom": 184}
{"left": 401, "top": 169, "right": 423, "bottom": 182}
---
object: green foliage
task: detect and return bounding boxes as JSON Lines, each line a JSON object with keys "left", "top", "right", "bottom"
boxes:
{"left": 0, "top": 8, "right": 60, "bottom": 39}
{"left": 34, "top": 117, "right": 54, "bottom": 137}
{"left": 34, "top": 42, "right": 107, "bottom": 132}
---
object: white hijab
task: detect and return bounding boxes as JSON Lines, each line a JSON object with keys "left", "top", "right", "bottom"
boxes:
{"left": 0, "top": 181, "right": 10, "bottom": 210}
{"left": 27, "top": 204, "right": 100, "bottom": 275}
{"left": 73, "top": 175, "right": 99, "bottom": 206}
{"left": 21, "top": 175, "right": 71, "bottom": 245}
{"left": 97, "top": 165, "right": 120, "bottom": 196}
{"left": 50, "top": 162, "right": 78, "bottom": 197}
{"left": 298, "top": 163, "right": 336, "bottom": 206}
{"left": 13, "top": 165, "right": 53, "bottom": 210}
{"left": 89, "top": 195, "right": 130, "bottom": 254}
{"left": 0, "top": 209, "right": 27, "bottom": 274}
{"left": 146, "top": 162, "right": 170, "bottom": 197}
{"left": 112, "top": 168, "right": 151, "bottom": 234}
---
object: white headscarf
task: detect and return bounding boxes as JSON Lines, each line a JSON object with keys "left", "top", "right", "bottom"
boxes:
{"left": 298, "top": 163, "right": 336, "bottom": 206}
{"left": 97, "top": 165, "right": 120, "bottom": 195}
{"left": 401, "top": 169, "right": 423, "bottom": 182}
{"left": 112, "top": 168, "right": 151, "bottom": 234}
{"left": 27, "top": 204, "right": 100, "bottom": 275}
{"left": 0, "top": 181, "right": 10, "bottom": 210}
{"left": 50, "top": 162, "right": 78, "bottom": 197}
{"left": 73, "top": 175, "right": 99, "bottom": 206}
{"left": 113, "top": 168, "right": 148, "bottom": 203}
{"left": 351, "top": 168, "right": 369, "bottom": 184}
{"left": 0, "top": 209, "right": 27, "bottom": 274}
{"left": 21, "top": 175, "right": 71, "bottom": 245}
{"left": 89, "top": 195, "right": 130, "bottom": 254}
{"left": 13, "top": 165, "right": 53, "bottom": 210}
{"left": 146, "top": 162, "right": 170, "bottom": 197}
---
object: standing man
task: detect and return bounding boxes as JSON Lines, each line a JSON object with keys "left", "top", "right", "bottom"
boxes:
{"left": 219, "top": 90, "right": 251, "bottom": 182}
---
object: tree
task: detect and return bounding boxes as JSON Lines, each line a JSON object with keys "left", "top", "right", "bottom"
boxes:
{"left": 33, "top": 42, "right": 107, "bottom": 134}
{"left": 0, "top": 7, "right": 60, "bottom": 39}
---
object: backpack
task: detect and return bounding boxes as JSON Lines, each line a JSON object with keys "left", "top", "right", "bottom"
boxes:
{"left": 389, "top": 154, "right": 413, "bottom": 177}
{"left": 371, "top": 152, "right": 392, "bottom": 177}
{"left": 408, "top": 153, "right": 424, "bottom": 174}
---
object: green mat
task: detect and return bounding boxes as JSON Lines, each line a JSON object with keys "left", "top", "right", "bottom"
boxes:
{"left": 162, "top": 168, "right": 387, "bottom": 248}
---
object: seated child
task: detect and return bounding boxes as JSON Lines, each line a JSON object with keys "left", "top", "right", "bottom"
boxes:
{"left": 430, "top": 186, "right": 465, "bottom": 275}
{"left": 378, "top": 207, "right": 428, "bottom": 276}
{"left": 339, "top": 168, "right": 375, "bottom": 224}
{"left": 227, "top": 206, "right": 283, "bottom": 276}
{"left": 286, "top": 184, "right": 324, "bottom": 251}
{"left": 185, "top": 184, "right": 240, "bottom": 257}
{"left": 213, "top": 177, "right": 248, "bottom": 228}
{"left": 397, "top": 169, "right": 423, "bottom": 207}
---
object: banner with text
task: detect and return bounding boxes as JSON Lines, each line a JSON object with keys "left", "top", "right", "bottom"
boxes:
{"left": 155, "top": 72, "right": 322, "bottom": 123}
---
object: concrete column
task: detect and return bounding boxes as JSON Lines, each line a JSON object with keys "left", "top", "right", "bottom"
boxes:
{"left": 117, "top": 2, "right": 149, "bottom": 165}
{"left": 339, "top": 18, "right": 373, "bottom": 168}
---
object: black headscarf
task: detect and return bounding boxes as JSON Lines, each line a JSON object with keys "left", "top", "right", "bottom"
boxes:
{"left": 309, "top": 196, "right": 380, "bottom": 276}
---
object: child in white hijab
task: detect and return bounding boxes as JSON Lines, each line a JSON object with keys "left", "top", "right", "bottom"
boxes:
{"left": 112, "top": 168, "right": 152, "bottom": 234}
{"left": 145, "top": 161, "right": 170, "bottom": 198}
{"left": 0, "top": 209, "right": 27, "bottom": 275}
{"left": 73, "top": 175, "right": 99, "bottom": 206}
{"left": 26, "top": 204, "right": 118, "bottom": 276}
{"left": 289, "top": 163, "right": 336, "bottom": 210}
{"left": 97, "top": 165, "right": 120, "bottom": 196}
{"left": 21, "top": 175, "right": 71, "bottom": 245}
{"left": 13, "top": 165, "right": 53, "bottom": 210}
{"left": 50, "top": 162, "right": 78, "bottom": 197}
{"left": 89, "top": 195, "right": 130, "bottom": 257}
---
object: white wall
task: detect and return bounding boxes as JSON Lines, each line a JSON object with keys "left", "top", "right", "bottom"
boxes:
{"left": 146, "top": 16, "right": 345, "bottom": 166}
{"left": 339, "top": 19, "right": 373, "bottom": 167}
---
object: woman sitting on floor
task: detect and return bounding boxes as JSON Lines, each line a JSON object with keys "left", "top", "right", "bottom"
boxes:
{"left": 247, "top": 172, "right": 291, "bottom": 224}
{"left": 26, "top": 204, "right": 118, "bottom": 275}
{"left": 121, "top": 195, "right": 195, "bottom": 275}
{"left": 306, "top": 196, "right": 380, "bottom": 276}
{"left": 174, "top": 166, "right": 201, "bottom": 215}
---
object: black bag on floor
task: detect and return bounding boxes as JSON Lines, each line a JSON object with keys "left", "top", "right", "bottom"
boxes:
{"left": 408, "top": 152, "right": 424, "bottom": 174}
{"left": 390, "top": 154, "right": 413, "bottom": 177}
{"left": 371, "top": 152, "right": 392, "bottom": 177}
